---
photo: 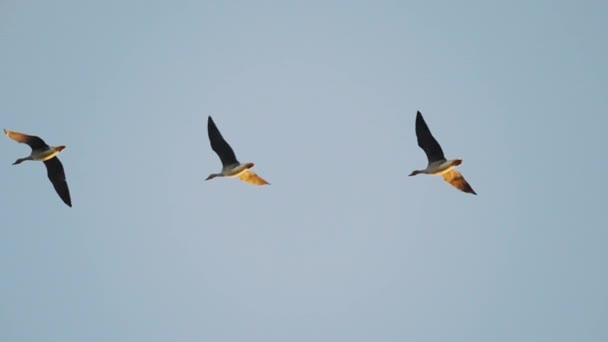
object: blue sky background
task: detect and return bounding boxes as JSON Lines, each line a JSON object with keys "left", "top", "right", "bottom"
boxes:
{"left": 1, "top": 1, "right": 607, "bottom": 341}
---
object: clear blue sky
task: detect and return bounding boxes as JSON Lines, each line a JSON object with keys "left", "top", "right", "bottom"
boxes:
{"left": 1, "top": 1, "right": 607, "bottom": 341}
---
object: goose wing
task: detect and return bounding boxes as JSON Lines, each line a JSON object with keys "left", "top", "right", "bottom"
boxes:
{"left": 415, "top": 111, "right": 445, "bottom": 164}
{"left": 442, "top": 169, "right": 476, "bottom": 195}
{"left": 4, "top": 129, "right": 49, "bottom": 150}
{"left": 44, "top": 157, "right": 72, "bottom": 207}
{"left": 238, "top": 170, "right": 270, "bottom": 186}
{"left": 207, "top": 116, "right": 239, "bottom": 167}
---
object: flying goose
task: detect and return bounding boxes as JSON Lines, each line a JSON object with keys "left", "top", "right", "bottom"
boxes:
{"left": 4, "top": 129, "right": 72, "bottom": 206}
{"left": 205, "top": 116, "right": 269, "bottom": 186}
{"left": 409, "top": 111, "right": 477, "bottom": 195}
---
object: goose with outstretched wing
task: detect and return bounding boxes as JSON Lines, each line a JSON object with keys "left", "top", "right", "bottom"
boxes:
{"left": 205, "top": 116, "right": 269, "bottom": 186}
{"left": 5, "top": 129, "right": 72, "bottom": 206}
{"left": 409, "top": 111, "right": 476, "bottom": 195}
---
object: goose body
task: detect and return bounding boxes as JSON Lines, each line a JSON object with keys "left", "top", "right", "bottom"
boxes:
{"left": 409, "top": 111, "right": 477, "bottom": 195}
{"left": 423, "top": 159, "right": 463, "bottom": 176}
{"left": 4, "top": 129, "right": 72, "bottom": 207}
{"left": 25, "top": 146, "right": 63, "bottom": 162}
{"left": 206, "top": 116, "right": 269, "bottom": 186}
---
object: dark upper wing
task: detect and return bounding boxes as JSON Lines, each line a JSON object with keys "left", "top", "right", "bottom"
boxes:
{"left": 44, "top": 157, "right": 72, "bottom": 207}
{"left": 415, "top": 111, "right": 445, "bottom": 163}
{"left": 207, "top": 116, "right": 239, "bottom": 167}
{"left": 4, "top": 129, "right": 49, "bottom": 150}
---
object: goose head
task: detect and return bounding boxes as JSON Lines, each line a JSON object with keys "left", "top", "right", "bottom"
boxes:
{"left": 205, "top": 173, "right": 219, "bottom": 181}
